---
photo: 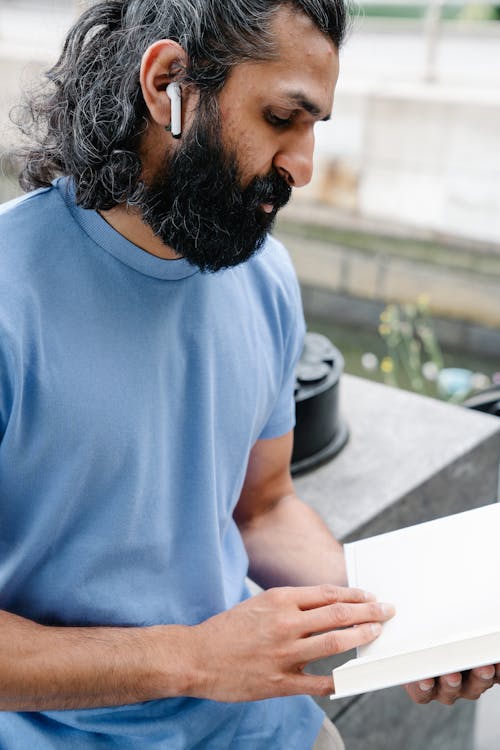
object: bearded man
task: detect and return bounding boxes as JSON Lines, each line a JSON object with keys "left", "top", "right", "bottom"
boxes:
{"left": 0, "top": 1, "right": 496, "bottom": 748}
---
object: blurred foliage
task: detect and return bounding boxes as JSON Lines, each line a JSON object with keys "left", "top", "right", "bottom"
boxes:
{"left": 377, "top": 297, "right": 444, "bottom": 394}
{"left": 375, "top": 297, "right": 493, "bottom": 402}
{"left": 307, "top": 313, "right": 499, "bottom": 402}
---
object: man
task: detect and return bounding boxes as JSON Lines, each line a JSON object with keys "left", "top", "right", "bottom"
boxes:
{"left": 0, "top": 1, "right": 496, "bottom": 748}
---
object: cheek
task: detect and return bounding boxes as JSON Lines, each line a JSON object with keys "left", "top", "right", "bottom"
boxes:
{"left": 218, "top": 69, "right": 282, "bottom": 179}
{"left": 231, "top": 132, "right": 276, "bottom": 183}
{"left": 219, "top": 103, "right": 276, "bottom": 181}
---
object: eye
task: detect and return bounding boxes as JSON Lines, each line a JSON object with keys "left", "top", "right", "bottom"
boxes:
{"left": 265, "top": 111, "right": 295, "bottom": 129}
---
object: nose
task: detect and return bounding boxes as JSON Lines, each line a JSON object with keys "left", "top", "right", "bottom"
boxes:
{"left": 273, "top": 128, "right": 315, "bottom": 189}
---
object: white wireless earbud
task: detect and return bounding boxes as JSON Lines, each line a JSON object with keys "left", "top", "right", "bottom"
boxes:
{"left": 166, "top": 82, "right": 182, "bottom": 139}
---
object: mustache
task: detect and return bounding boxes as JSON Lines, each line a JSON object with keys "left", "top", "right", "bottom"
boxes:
{"left": 245, "top": 170, "right": 292, "bottom": 211}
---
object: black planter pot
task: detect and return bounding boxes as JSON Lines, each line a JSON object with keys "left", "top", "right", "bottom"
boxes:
{"left": 464, "top": 386, "right": 500, "bottom": 417}
{"left": 291, "top": 332, "right": 349, "bottom": 476}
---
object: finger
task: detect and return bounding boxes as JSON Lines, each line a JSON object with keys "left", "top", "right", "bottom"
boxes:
{"left": 434, "top": 673, "right": 463, "bottom": 705}
{"left": 405, "top": 667, "right": 497, "bottom": 706}
{"left": 287, "top": 672, "right": 336, "bottom": 698}
{"left": 495, "top": 663, "right": 500, "bottom": 683}
{"left": 297, "top": 621, "right": 383, "bottom": 663}
{"left": 282, "top": 584, "right": 375, "bottom": 612}
{"left": 460, "top": 667, "right": 496, "bottom": 700}
{"left": 301, "top": 600, "right": 395, "bottom": 636}
{"left": 405, "top": 679, "right": 436, "bottom": 704}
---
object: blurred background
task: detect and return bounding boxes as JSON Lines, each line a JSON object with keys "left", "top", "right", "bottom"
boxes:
{"left": 275, "top": 0, "right": 500, "bottom": 405}
{"left": 1, "top": 0, "right": 500, "bottom": 404}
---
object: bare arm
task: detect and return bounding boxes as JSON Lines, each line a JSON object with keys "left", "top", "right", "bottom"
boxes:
{"left": 234, "top": 432, "right": 347, "bottom": 589}
{"left": 0, "top": 609, "right": 194, "bottom": 711}
{"left": 0, "top": 587, "right": 392, "bottom": 709}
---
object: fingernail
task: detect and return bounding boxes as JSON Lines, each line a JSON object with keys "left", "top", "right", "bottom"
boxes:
{"left": 364, "top": 591, "right": 376, "bottom": 601}
{"left": 370, "top": 623, "right": 382, "bottom": 635}
{"left": 479, "top": 668, "right": 495, "bottom": 680}
{"left": 419, "top": 681, "right": 434, "bottom": 692}
{"left": 446, "top": 678, "right": 461, "bottom": 688}
{"left": 381, "top": 603, "right": 395, "bottom": 617}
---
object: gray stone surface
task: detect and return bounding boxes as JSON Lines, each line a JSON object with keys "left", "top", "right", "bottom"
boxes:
{"left": 295, "top": 374, "right": 500, "bottom": 543}
{"left": 475, "top": 685, "right": 500, "bottom": 750}
{"left": 295, "top": 374, "right": 500, "bottom": 749}
{"left": 334, "top": 687, "right": 475, "bottom": 750}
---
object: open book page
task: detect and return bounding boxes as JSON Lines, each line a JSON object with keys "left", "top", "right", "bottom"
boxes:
{"left": 345, "top": 502, "right": 500, "bottom": 661}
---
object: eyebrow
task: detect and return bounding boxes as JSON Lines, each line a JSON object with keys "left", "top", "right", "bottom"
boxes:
{"left": 285, "top": 91, "right": 331, "bottom": 122}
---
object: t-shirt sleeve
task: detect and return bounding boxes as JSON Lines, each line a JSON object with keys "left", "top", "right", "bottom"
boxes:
{"left": 258, "top": 269, "right": 306, "bottom": 441}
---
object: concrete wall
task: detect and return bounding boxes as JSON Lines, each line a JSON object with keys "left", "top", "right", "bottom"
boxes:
{"left": 298, "top": 81, "right": 500, "bottom": 246}
{"left": 275, "top": 223, "right": 500, "bottom": 343}
{"left": 295, "top": 17, "right": 500, "bottom": 248}
{"left": 360, "top": 87, "right": 500, "bottom": 245}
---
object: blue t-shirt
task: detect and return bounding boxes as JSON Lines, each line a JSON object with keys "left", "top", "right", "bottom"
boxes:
{"left": 0, "top": 180, "right": 324, "bottom": 748}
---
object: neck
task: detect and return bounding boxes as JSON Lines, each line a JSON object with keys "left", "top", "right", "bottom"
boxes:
{"left": 99, "top": 204, "right": 181, "bottom": 261}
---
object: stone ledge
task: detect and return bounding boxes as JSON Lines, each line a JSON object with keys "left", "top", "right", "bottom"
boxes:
{"left": 295, "top": 374, "right": 500, "bottom": 543}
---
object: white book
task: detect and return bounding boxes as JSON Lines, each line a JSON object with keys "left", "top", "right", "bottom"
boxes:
{"left": 331, "top": 502, "right": 500, "bottom": 699}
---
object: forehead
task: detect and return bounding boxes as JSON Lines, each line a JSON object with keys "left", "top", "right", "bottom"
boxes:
{"left": 221, "top": 6, "right": 339, "bottom": 116}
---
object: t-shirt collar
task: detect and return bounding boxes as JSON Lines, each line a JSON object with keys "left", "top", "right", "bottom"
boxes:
{"left": 56, "top": 177, "right": 199, "bottom": 281}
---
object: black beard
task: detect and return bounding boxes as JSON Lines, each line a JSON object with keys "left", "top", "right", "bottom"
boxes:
{"left": 138, "top": 104, "right": 292, "bottom": 273}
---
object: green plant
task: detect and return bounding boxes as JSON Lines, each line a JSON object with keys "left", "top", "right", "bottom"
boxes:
{"left": 377, "top": 296, "right": 443, "bottom": 394}
{"left": 372, "top": 297, "right": 491, "bottom": 402}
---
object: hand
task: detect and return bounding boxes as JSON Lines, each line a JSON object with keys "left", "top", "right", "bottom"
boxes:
{"left": 405, "top": 664, "right": 500, "bottom": 705}
{"left": 188, "top": 584, "right": 394, "bottom": 703}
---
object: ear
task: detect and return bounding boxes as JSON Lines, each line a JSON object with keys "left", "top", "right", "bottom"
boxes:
{"left": 140, "top": 39, "right": 187, "bottom": 127}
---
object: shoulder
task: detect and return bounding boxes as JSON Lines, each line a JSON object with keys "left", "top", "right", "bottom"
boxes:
{"left": 0, "top": 185, "right": 70, "bottom": 330}
{"left": 0, "top": 185, "right": 53, "bottom": 222}
{"left": 0, "top": 185, "right": 63, "bottom": 264}
{"left": 0, "top": 182, "right": 73, "bottom": 272}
